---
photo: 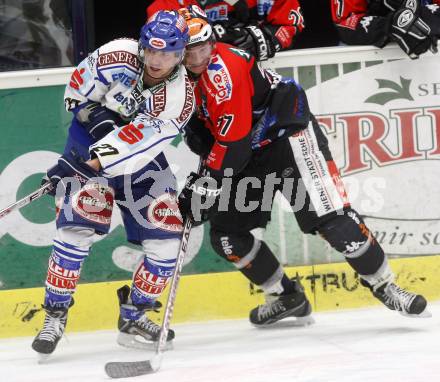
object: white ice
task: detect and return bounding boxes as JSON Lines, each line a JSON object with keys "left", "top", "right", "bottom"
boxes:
{"left": 1, "top": 302, "right": 439, "bottom": 382}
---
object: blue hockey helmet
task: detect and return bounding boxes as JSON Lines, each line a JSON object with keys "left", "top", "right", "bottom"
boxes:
{"left": 140, "top": 10, "right": 189, "bottom": 52}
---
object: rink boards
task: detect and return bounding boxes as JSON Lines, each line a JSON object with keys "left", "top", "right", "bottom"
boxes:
{"left": 1, "top": 255, "right": 439, "bottom": 338}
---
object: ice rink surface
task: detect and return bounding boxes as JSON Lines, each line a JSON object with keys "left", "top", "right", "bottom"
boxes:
{"left": 1, "top": 302, "right": 439, "bottom": 382}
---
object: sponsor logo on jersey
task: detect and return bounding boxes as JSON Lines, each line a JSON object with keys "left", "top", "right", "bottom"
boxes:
{"left": 131, "top": 84, "right": 146, "bottom": 104}
{"left": 97, "top": 50, "right": 140, "bottom": 69}
{"left": 111, "top": 71, "right": 137, "bottom": 87}
{"left": 206, "top": 55, "right": 232, "bottom": 104}
{"left": 149, "top": 37, "right": 166, "bottom": 49}
{"left": 147, "top": 193, "right": 183, "bottom": 233}
{"left": 147, "top": 86, "right": 167, "bottom": 117}
{"left": 176, "top": 76, "right": 195, "bottom": 124}
{"left": 118, "top": 123, "right": 145, "bottom": 144}
{"left": 72, "top": 183, "right": 114, "bottom": 225}
{"left": 204, "top": 4, "right": 228, "bottom": 21}
{"left": 113, "top": 91, "right": 136, "bottom": 115}
{"left": 69, "top": 68, "right": 86, "bottom": 90}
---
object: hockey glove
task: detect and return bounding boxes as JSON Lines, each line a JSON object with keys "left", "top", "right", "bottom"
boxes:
{"left": 389, "top": 7, "right": 436, "bottom": 58}
{"left": 43, "top": 155, "right": 100, "bottom": 197}
{"left": 178, "top": 172, "right": 221, "bottom": 226}
{"left": 183, "top": 116, "right": 215, "bottom": 158}
{"left": 383, "top": 0, "right": 412, "bottom": 11}
{"left": 212, "top": 23, "right": 277, "bottom": 61}
{"left": 76, "top": 103, "right": 124, "bottom": 140}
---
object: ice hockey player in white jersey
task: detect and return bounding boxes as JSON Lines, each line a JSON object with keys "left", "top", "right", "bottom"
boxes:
{"left": 31, "top": 10, "right": 194, "bottom": 358}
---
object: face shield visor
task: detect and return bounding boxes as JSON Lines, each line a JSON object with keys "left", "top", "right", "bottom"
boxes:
{"left": 140, "top": 44, "right": 185, "bottom": 70}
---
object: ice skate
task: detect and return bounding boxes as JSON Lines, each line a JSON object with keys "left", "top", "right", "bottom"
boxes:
{"left": 362, "top": 279, "right": 431, "bottom": 318}
{"left": 31, "top": 304, "right": 71, "bottom": 360}
{"left": 117, "top": 285, "right": 175, "bottom": 350}
{"left": 250, "top": 281, "right": 313, "bottom": 327}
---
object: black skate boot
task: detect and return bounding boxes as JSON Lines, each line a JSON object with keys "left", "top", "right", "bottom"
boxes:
{"left": 116, "top": 285, "right": 175, "bottom": 349}
{"left": 250, "top": 280, "right": 313, "bottom": 326}
{"left": 31, "top": 300, "right": 73, "bottom": 359}
{"left": 361, "top": 279, "right": 430, "bottom": 317}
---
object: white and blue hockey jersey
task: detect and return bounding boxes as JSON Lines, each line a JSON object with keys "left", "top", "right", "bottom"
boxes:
{"left": 64, "top": 38, "right": 195, "bottom": 177}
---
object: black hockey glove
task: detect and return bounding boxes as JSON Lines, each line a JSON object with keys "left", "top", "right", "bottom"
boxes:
{"left": 42, "top": 155, "right": 100, "bottom": 197}
{"left": 178, "top": 172, "right": 221, "bottom": 226}
{"left": 183, "top": 116, "right": 215, "bottom": 158}
{"left": 76, "top": 103, "right": 124, "bottom": 140}
{"left": 212, "top": 23, "right": 277, "bottom": 61}
{"left": 389, "top": 7, "right": 436, "bottom": 58}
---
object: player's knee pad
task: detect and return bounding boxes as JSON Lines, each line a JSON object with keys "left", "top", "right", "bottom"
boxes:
{"left": 130, "top": 238, "right": 180, "bottom": 306}
{"left": 317, "top": 209, "right": 384, "bottom": 275}
{"left": 44, "top": 226, "right": 94, "bottom": 309}
{"left": 210, "top": 229, "right": 283, "bottom": 286}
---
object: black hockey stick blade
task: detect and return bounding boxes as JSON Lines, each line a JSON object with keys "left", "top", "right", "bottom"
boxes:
{"left": 105, "top": 354, "right": 162, "bottom": 378}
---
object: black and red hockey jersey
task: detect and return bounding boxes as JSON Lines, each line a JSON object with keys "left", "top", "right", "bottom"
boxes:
{"left": 190, "top": 42, "right": 310, "bottom": 177}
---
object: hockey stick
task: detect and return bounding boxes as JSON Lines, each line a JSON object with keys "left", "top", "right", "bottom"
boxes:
{"left": 105, "top": 217, "right": 193, "bottom": 378}
{"left": 0, "top": 182, "right": 53, "bottom": 220}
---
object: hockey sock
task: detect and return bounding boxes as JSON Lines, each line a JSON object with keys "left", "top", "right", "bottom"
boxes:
{"left": 280, "top": 274, "right": 297, "bottom": 295}
{"left": 318, "top": 209, "right": 385, "bottom": 275}
{"left": 44, "top": 238, "right": 90, "bottom": 310}
{"left": 130, "top": 255, "right": 176, "bottom": 308}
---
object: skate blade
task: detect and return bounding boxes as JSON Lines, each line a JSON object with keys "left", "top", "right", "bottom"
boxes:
{"left": 36, "top": 353, "right": 51, "bottom": 364}
{"left": 253, "top": 314, "right": 315, "bottom": 329}
{"left": 117, "top": 332, "right": 173, "bottom": 351}
{"left": 399, "top": 309, "right": 432, "bottom": 318}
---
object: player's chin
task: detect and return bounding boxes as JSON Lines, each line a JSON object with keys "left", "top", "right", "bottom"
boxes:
{"left": 146, "top": 66, "right": 171, "bottom": 79}
{"left": 186, "top": 62, "right": 208, "bottom": 75}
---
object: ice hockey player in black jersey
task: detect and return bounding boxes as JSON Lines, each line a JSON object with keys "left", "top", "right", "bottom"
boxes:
{"left": 177, "top": 5, "right": 431, "bottom": 327}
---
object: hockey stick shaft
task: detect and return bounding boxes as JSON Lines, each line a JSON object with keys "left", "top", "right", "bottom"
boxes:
{"left": 105, "top": 217, "right": 193, "bottom": 378}
{"left": 155, "top": 217, "right": 192, "bottom": 357}
{"left": 0, "top": 182, "right": 53, "bottom": 220}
